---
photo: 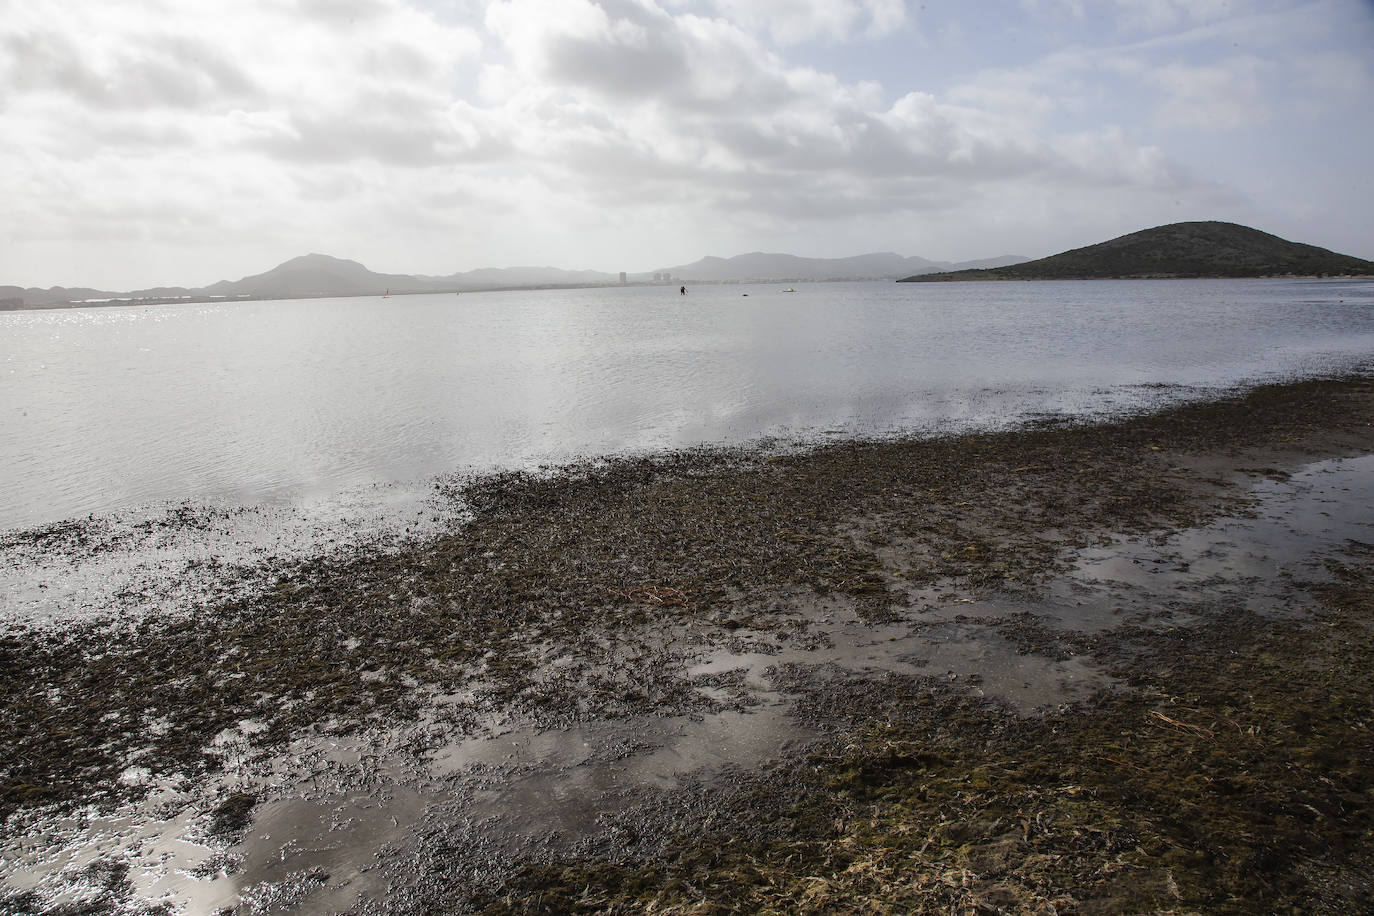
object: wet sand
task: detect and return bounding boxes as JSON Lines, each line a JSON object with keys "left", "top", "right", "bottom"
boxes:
{"left": 2, "top": 373, "right": 1373, "bottom": 914}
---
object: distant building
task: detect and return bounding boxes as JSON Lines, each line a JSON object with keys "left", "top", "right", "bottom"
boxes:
{"left": 619, "top": 272, "right": 626, "bottom": 284}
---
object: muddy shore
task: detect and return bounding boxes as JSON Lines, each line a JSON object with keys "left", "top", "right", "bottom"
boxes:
{"left": 2, "top": 373, "right": 1373, "bottom": 914}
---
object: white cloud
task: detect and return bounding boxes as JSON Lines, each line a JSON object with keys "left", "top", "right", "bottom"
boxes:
{"left": 0, "top": 26, "right": 259, "bottom": 111}
{"left": 1, "top": 0, "right": 482, "bottom": 156}
{"left": 1, "top": 0, "right": 1367, "bottom": 288}
{"left": 475, "top": 0, "right": 1194, "bottom": 212}
{"left": 706, "top": 0, "right": 907, "bottom": 44}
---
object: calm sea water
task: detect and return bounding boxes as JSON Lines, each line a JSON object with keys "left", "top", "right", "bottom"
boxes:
{"left": 3, "top": 278, "right": 1372, "bottom": 531}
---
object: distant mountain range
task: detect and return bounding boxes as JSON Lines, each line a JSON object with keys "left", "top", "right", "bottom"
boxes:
{"left": 6, "top": 221, "right": 1368, "bottom": 309}
{"left": 899, "top": 222, "right": 1374, "bottom": 282}
{"left": 0, "top": 255, "right": 623, "bottom": 309}
{"left": 0, "top": 250, "right": 1028, "bottom": 310}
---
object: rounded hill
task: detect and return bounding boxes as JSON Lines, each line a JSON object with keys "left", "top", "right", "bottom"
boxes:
{"left": 900, "top": 222, "right": 1374, "bottom": 281}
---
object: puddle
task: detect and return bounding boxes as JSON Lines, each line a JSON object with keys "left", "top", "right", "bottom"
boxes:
{"left": 1065, "top": 454, "right": 1374, "bottom": 614}
{"left": 235, "top": 782, "right": 431, "bottom": 914}
{"left": 5, "top": 453, "right": 1373, "bottom": 913}
{"left": 0, "top": 782, "right": 234, "bottom": 914}
{"left": 913, "top": 454, "right": 1374, "bottom": 635}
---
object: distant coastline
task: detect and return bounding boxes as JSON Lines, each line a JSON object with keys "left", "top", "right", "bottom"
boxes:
{"left": 0, "top": 251, "right": 1028, "bottom": 312}
{"left": 1, "top": 277, "right": 890, "bottom": 312}
{"left": 7, "top": 220, "right": 1371, "bottom": 311}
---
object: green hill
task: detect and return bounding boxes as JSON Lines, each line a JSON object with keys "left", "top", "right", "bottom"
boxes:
{"left": 899, "top": 222, "right": 1374, "bottom": 282}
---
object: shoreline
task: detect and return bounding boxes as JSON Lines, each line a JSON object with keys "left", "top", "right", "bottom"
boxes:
{"left": 2, "top": 372, "right": 1373, "bottom": 913}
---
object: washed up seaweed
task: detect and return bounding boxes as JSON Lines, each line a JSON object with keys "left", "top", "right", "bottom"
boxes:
{"left": 477, "top": 549, "right": 1374, "bottom": 914}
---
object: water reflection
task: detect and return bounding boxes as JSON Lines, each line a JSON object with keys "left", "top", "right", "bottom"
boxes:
{"left": 3, "top": 279, "right": 1372, "bottom": 529}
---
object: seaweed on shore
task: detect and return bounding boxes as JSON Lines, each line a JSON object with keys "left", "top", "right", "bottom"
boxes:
{"left": 475, "top": 548, "right": 1374, "bottom": 914}
{"left": 0, "top": 372, "right": 1371, "bottom": 873}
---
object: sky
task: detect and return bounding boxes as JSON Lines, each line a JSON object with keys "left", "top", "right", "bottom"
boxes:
{"left": 2, "top": 0, "right": 1372, "bottom": 290}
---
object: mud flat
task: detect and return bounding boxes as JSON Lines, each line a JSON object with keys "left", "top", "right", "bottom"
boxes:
{"left": 2, "top": 373, "right": 1373, "bottom": 914}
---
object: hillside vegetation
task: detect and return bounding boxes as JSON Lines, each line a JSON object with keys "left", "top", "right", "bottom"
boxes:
{"left": 900, "top": 221, "right": 1374, "bottom": 281}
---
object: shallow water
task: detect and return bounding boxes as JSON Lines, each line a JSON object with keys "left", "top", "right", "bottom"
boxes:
{"left": 4, "top": 278, "right": 1372, "bottom": 532}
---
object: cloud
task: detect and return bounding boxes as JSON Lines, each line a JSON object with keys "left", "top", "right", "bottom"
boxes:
{"left": 1149, "top": 56, "right": 1271, "bottom": 129}
{"left": 0, "top": 0, "right": 1199, "bottom": 246}
{"left": 477, "top": 0, "right": 1204, "bottom": 216}
{"left": 1106, "top": 0, "right": 1253, "bottom": 32}
{"left": 0, "top": 21, "right": 259, "bottom": 111}
{"left": 1, "top": 0, "right": 482, "bottom": 156}
{"left": 705, "top": 0, "right": 908, "bottom": 44}
{"left": 1020, "top": 0, "right": 1271, "bottom": 34}
{"left": 1290, "top": 49, "right": 1373, "bottom": 100}
{"left": 7, "top": 0, "right": 1365, "bottom": 288}
{"left": 485, "top": 0, "right": 815, "bottom": 112}
{"left": 949, "top": 7, "right": 1332, "bottom": 137}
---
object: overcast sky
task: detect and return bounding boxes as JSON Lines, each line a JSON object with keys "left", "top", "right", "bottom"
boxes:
{"left": 2, "top": 0, "right": 1371, "bottom": 289}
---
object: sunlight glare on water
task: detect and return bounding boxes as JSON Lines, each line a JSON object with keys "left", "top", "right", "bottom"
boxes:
{"left": 2, "top": 278, "right": 1372, "bottom": 530}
